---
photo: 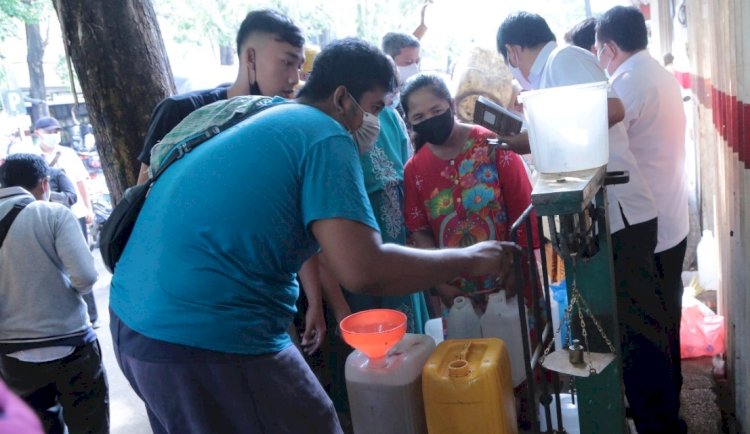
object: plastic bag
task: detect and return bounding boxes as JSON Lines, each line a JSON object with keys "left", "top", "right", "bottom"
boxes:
{"left": 680, "top": 293, "right": 725, "bottom": 358}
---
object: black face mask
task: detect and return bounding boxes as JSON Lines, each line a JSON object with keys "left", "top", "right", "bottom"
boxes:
{"left": 412, "top": 108, "right": 454, "bottom": 146}
{"left": 249, "top": 55, "right": 263, "bottom": 95}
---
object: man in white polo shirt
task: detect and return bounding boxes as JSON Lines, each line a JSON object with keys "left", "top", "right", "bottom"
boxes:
{"left": 496, "top": 12, "right": 681, "bottom": 433}
{"left": 596, "top": 6, "right": 689, "bottom": 427}
{"left": 32, "top": 117, "right": 100, "bottom": 329}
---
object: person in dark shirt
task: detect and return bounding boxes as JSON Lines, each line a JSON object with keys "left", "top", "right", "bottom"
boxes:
{"left": 135, "top": 9, "right": 305, "bottom": 184}
{"left": 48, "top": 167, "right": 77, "bottom": 208}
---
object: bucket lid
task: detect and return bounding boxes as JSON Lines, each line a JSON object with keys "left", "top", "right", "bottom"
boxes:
{"left": 517, "top": 80, "right": 608, "bottom": 103}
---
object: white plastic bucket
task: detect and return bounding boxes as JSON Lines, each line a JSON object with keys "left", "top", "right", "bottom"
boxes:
{"left": 518, "top": 81, "right": 609, "bottom": 174}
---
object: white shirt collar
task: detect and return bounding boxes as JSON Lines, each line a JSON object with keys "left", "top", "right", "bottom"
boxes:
{"left": 610, "top": 49, "right": 650, "bottom": 82}
{"left": 529, "top": 41, "right": 558, "bottom": 89}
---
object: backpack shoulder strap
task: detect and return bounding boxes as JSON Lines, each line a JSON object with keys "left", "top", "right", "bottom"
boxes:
{"left": 0, "top": 197, "right": 34, "bottom": 249}
{"left": 152, "top": 96, "right": 278, "bottom": 182}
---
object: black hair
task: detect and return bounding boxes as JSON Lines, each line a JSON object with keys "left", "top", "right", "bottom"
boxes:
{"left": 0, "top": 153, "right": 49, "bottom": 191}
{"left": 496, "top": 12, "right": 556, "bottom": 61}
{"left": 401, "top": 73, "right": 452, "bottom": 151}
{"left": 381, "top": 32, "right": 420, "bottom": 59}
{"left": 297, "top": 38, "right": 397, "bottom": 102}
{"left": 596, "top": 6, "right": 648, "bottom": 52}
{"left": 565, "top": 17, "right": 597, "bottom": 51}
{"left": 236, "top": 9, "right": 305, "bottom": 56}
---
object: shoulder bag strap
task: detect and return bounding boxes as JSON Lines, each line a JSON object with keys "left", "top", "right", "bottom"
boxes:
{"left": 0, "top": 197, "right": 34, "bottom": 249}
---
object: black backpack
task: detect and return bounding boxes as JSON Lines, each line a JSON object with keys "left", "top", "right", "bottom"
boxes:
{"left": 99, "top": 96, "right": 276, "bottom": 273}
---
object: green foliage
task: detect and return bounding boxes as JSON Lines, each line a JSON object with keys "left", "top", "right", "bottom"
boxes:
{"left": 0, "top": 0, "right": 50, "bottom": 41}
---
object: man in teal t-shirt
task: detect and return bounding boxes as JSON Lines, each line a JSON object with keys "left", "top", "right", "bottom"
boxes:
{"left": 109, "top": 38, "right": 518, "bottom": 434}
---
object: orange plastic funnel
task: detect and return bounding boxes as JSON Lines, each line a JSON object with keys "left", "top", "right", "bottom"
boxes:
{"left": 340, "top": 309, "right": 407, "bottom": 360}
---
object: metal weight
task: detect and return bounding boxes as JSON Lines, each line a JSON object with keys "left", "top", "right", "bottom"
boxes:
{"left": 569, "top": 339, "right": 584, "bottom": 365}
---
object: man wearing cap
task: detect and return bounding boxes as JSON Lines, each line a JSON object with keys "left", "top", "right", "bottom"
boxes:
{"left": 0, "top": 153, "right": 108, "bottom": 434}
{"left": 33, "top": 116, "right": 100, "bottom": 328}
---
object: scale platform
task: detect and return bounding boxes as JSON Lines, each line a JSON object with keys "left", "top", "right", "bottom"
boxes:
{"left": 531, "top": 166, "right": 607, "bottom": 216}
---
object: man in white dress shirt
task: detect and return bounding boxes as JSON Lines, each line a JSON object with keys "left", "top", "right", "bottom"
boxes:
{"left": 596, "top": 6, "right": 689, "bottom": 429}
{"left": 496, "top": 12, "right": 681, "bottom": 433}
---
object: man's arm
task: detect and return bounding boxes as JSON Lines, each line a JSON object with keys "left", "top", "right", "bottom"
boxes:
{"left": 76, "top": 180, "right": 94, "bottom": 224}
{"left": 54, "top": 208, "right": 98, "bottom": 293}
{"left": 318, "top": 253, "right": 352, "bottom": 323}
{"left": 410, "top": 229, "right": 465, "bottom": 307}
{"left": 137, "top": 98, "right": 183, "bottom": 185}
{"left": 412, "top": 0, "right": 432, "bottom": 40}
{"left": 297, "top": 255, "right": 326, "bottom": 354}
{"left": 311, "top": 218, "right": 517, "bottom": 296}
{"left": 136, "top": 163, "right": 151, "bottom": 185}
{"left": 48, "top": 169, "right": 77, "bottom": 207}
{"left": 607, "top": 97, "right": 625, "bottom": 126}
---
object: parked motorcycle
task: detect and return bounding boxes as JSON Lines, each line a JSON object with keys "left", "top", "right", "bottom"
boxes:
{"left": 88, "top": 195, "right": 111, "bottom": 250}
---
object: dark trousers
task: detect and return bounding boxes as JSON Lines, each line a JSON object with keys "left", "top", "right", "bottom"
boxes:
{"left": 611, "top": 218, "right": 680, "bottom": 433}
{"left": 0, "top": 341, "right": 110, "bottom": 434}
{"left": 77, "top": 216, "right": 98, "bottom": 323}
{"left": 110, "top": 313, "right": 342, "bottom": 434}
{"left": 655, "top": 238, "right": 688, "bottom": 406}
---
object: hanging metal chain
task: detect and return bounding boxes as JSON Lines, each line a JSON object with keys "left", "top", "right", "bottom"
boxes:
{"left": 540, "top": 263, "right": 618, "bottom": 368}
{"left": 540, "top": 284, "right": 578, "bottom": 362}
{"left": 574, "top": 285, "right": 617, "bottom": 354}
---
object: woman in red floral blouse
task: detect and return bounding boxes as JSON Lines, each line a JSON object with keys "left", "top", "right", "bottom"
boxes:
{"left": 402, "top": 73, "right": 538, "bottom": 306}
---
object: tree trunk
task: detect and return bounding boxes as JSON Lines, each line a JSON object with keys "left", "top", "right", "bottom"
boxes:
{"left": 25, "top": 21, "right": 48, "bottom": 122}
{"left": 53, "top": 0, "right": 175, "bottom": 203}
{"left": 219, "top": 45, "right": 234, "bottom": 66}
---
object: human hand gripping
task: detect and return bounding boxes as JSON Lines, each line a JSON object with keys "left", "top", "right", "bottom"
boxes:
{"left": 463, "top": 240, "right": 520, "bottom": 282}
{"left": 300, "top": 303, "right": 326, "bottom": 355}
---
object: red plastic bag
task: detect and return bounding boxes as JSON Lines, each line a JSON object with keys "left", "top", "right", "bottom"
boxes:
{"left": 680, "top": 294, "right": 725, "bottom": 358}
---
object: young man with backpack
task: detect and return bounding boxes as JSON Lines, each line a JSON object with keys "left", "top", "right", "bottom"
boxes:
{"left": 136, "top": 9, "right": 306, "bottom": 184}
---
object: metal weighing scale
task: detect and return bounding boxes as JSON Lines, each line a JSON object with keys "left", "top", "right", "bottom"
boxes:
{"left": 510, "top": 165, "right": 629, "bottom": 434}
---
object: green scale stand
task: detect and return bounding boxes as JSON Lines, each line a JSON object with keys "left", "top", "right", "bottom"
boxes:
{"left": 530, "top": 166, "right": 628, "bottom": 434}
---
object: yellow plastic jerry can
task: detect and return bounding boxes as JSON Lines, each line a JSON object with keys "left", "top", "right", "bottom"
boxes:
{"left": 422, "top": 338, "right": 517, "bottom": 434}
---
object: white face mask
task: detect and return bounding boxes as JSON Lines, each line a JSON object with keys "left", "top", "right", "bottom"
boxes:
{"left": 39, "top": 133, "right": 60, "bottom": 151}
{"left": 507, "top": 47, "right": 532, "bottom": 90}
{"left": 597, "top": 45, "right": 612, "bottom": 77}
{"left": 42, "top": 184, "right": 51, "bottom": 202}
{"left": 397, "top": 63, "right": 420, "bottom": 84}
{"left": 348, "top": 93, "right": 380, "bottom": 154}
{"left": 510, "top": 67, "right": 533, "bottom": 91}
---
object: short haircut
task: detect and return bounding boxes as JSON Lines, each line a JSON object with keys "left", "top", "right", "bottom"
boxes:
{"left": 236, "top": 9, "right": 305, "bottom": 56}
{"left": 496, "top": 12, "right": 556, "bottom": 61}
{"left": 381, "top": 32, "right": 420, "bottom": 59}
{"left": 565, "top": 17, "right": 597, "bottom": 51}
{"left": 400, "top": 73, "right": 452, "bottom": 151}
{"left": 297, "top": 38, "right": 397, "bottom": 102}
{"left": 596, "top": 6, "right": 648, "bottom": 52}
{"left": 0, "top": 153, "right": 49, "bottom": 191}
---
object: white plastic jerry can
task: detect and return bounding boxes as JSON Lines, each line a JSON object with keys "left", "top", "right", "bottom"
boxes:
{"left": 446, "top": 296, "right": 482, "bottom": 339}
{"left": 345, "top": 333, "right": 436, "bottom": 434}
{"left": 480, "top": 291, "right": 529, "bottom": 387}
